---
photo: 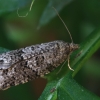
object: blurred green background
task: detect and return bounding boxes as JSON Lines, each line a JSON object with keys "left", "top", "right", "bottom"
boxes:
{"left": 0, "top": 0, "right": 100, "bottom": 99}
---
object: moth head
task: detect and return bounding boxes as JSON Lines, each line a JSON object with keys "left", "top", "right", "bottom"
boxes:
{"left": 69, "top": 43, "right": 79, "bottom": 52}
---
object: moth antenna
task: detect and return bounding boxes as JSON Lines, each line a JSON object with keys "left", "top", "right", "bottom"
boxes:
{"left": 52, "top": 7, "right": 73, "bottom": 43}
{"left": 53, "top": 7, "right": 74, "bottom": 72}
{"left": 17, "top": 0, "right": 35, "bottom": 17}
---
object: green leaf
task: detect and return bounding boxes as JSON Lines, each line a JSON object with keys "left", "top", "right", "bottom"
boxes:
{"left": 72, "top": 27, "right": 100, "bottom": 77}
{"left": 39, "top": 76, "right": 100, "bottom": 100}
{"left": 38, "top": 80, "right": 57, "bottom": 100}
{"left": 57, "top": 76, "right": 100, "bottom": 100}
{"left": 38, "top": 0, "right": 73, "bottom": 28}
{"left": 0, "top": 0, "right": 31, "bottom": 16}
{"left": 39, "top": 27, "right": 100, "bottom": 100}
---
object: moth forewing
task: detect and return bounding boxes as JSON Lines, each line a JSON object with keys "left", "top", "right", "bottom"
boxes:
{"left": 0, "top": 41, "right": 78, "bottom": 90}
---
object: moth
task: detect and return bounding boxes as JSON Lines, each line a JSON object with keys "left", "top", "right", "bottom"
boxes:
{"left": 0, "top": 6, "right": 79, "bottom": 90}
{"left": 0, "top": 41, "right": 78, "bottom": 90}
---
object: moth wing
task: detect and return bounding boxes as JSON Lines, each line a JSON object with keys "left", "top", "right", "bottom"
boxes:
{"left": 0, "top": 63, "right": 12, "bottom": 69}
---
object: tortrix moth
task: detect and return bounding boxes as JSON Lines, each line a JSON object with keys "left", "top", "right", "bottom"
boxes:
{"left": 0, "top": 41, "right": 78, "bottom": 90}
{"left": 0, "top": 5, "right": 79, "bottom": 90}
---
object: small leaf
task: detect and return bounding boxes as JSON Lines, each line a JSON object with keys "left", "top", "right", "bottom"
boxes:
{"left": 39, "top": 79, "right": 57, "bottom": 100}
{"left": 72, "top": 27, "right": 100, "bottom": 77}
{"left": 57, "top": 76, "right": 100, "bottom": 100}
{"left": 38, "top": 0, "right": 73, "bottom": 28}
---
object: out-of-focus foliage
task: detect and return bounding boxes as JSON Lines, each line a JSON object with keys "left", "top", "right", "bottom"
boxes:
{"left": 0, "top": 0, "right": 31, "bottom": 16}
{"left": 0, "top": 0, "right": 100, "bottom": 100}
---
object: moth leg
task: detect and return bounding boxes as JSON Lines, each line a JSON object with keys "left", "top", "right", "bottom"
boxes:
{"left": 68, "top": 56, "right": 74, "bottom": 71}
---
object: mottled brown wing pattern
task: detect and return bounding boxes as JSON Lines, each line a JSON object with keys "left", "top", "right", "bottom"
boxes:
{"left": 0, "top": 41, "right": 79, "bottom": 90}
